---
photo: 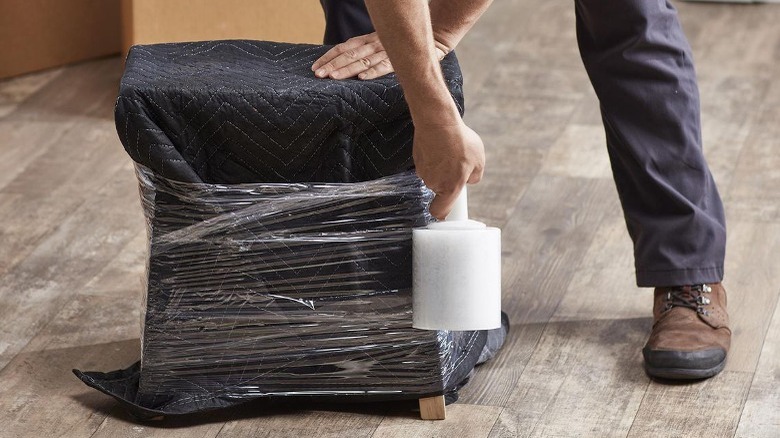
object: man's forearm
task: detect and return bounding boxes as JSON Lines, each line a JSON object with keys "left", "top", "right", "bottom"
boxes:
{"left": 430, "top": 0, "right": 494, "bottom": 52}
{"left": 364, "top": 0, "right": 460, "bottom": 126}
{"left": 362, "top": 0, "right": 486, "bottom": 218}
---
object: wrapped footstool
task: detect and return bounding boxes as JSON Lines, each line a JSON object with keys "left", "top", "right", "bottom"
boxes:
{"left": 74, "top": 40, "right": 506, "bottom": 419}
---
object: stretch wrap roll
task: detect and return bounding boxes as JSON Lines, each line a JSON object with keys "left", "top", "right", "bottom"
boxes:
{"left": 412, "top": 194, "right": 502, "bottom": 330}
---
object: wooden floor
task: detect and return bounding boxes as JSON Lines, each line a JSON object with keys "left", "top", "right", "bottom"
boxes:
{"left": 1, "top": 1, "right": 779, "bottom": 437}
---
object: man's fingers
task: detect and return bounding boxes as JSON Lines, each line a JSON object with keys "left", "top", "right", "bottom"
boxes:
{"left": 434, "top": 46, "right": 447, "bottom": 61}
{"left": 311, "top": 46, "right": 341, "bottom": 72}
{"left": 314, "top": 40, "right": 383, "bottom": 79}
{"left": 319, "top": 41, "right": 382, "bottom": 79}
{"left": 330, "top": 51, "right": 389, "bottom": 80}
{"left": 312, "top": 42, "right": 359, "bottom": 73}
{"left": 428, "top": 181, "right": 467, "bottom": 220}
{"left": 467, "top": 164, "right": 484, "bottom": 184}
{"left": 312, "top": 34, "right": 372, "bottom": 71}
{"left": 310, "top": 32, "right": 394, "bottom": 80}
{"left": 359, "top": 57, "right": 394, "bottom": 80}
{"left": 428, "top": 174, "right": 466, "bottom": 220}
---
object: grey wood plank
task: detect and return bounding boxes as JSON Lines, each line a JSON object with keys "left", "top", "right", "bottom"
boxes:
{"left": 0, "top": 162, "right": 142, "bottom": 369}
{"left": 622, "top": 220, "right": 780, "bottom": 436}
{"left": 465, "top": 95, "right": 580, "bottom": 227}
{"left": 550, "top": 209, "right": 633, "bottom": 308}
{"left": 458, "top": 0, "right": 576, "bottom": 101}
{"left": 488, "top": 211, "right": 647, "bottom": 438}
{"left": 91, "top": 411, "right": 225, "bottom": 438}
{"left": 568, "top": 87, "right": 603, "bottom": 126}
{"left": 499, "top": 175, "right": 620, "bottom": 319}
{"left": 0, "top": 119, "right": 125, "bottom": 196}
{"left": 538, "top": 124, "right": 611, "bottom": 179}
{"left": 680, "top": 4, "right": 780, "bottom": 76}
{"left": 0, "top": 120, "right": 132, "bottom": 277}
{"left": 0, "top": 294, "right": 140, "bottom": 438}
{"left": 0, "top": 68, "right": 62, "bottom": 119}
{"left": 675, "top": 1, "right": 727, "bottom": 52}
{"left": 3, "top": 57, "right": 121, "bottom": 122}
{"left": 475, "top": 2, "right": 588, "bottom": 105}
{"left": 485, "top": 128, "right": 780, "bottom": 437}
{"left": 725, "top": 80, "right": 780, "bottom": 222}
{"left": 458, "top": 175, "right": 617, "bottom": 407}
{"left": 22, "top": 294, "right": 140, "bottom": 354}
{"left": 696, "top": 73, "right": 769, "bottom": 191}
{"left": 0, "top": 120, "right": 71, "bottom": 191}
{"left": 1, "top": 340, "right": 141, "bottom": 438}
{"left": 485, "top": 194, "right": 780, "bottom": 437}
{"left": 721, "top": 222, "right": 780, "bottom": 373}
{"left": 456, "top": 0, "right": 527, "bottom": 97}
{"left": 456, "top": 321, "right": 545, "bottom": 409}
{"left": 372, "top": 404, "right": 502, "bottom": 438}
{"left": 735, "top": 293, "right": 780, "bottom": 438}
{"left": 216, "top": 408, "right": 385, "bottom": 438}
{"left": 482, "top": 64, "right": 589, "bottom": 103}
{"left": 488, "top": 319, "right": 649, "bottom": 438}
{"left": 572, "top": 212, "right": 635, "bottom": 274}
{"left": 627, "top": 371, "right": 752, "bottom": 438}
{"left": 80, "top": 230, "right": 147, "bottom": 297}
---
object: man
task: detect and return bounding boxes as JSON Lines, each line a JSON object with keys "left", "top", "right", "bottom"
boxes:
{"left": 312, "top": 0, "right": 730, "bottom": 381}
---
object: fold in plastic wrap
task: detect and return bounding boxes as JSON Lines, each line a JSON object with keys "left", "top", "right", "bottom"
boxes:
{"left": 73, "top": 165, "right": 490, "bottom": 415}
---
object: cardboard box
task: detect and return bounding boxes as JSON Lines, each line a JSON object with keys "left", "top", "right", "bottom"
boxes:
{"left": 121, "top": 0, "right": 326, "bottom": 54}
{"left": 0, "top": 0, "right": 121, "bottom": 80}
{"left": 0, "top": 1, "right": 325, "bottom": 80}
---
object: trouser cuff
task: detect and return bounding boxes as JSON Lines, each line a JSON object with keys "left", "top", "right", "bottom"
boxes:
{"left": 636, "top": 266, "right": 724, "bottom": 288}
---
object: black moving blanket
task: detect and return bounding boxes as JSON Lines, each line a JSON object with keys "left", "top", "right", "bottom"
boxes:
{"left": 75, "top": 40, "right": 506, "bottom": 418}
{"left": 115, "top": 40, "right": 463, "bottom": 184}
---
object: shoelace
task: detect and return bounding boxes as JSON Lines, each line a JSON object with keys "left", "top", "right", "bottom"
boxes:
{"left": 663, "top": 284, "right": 713, "bottom": 316}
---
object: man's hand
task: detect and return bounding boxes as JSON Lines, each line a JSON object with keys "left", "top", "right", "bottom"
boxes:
{"left": 313, "top": 0, "right": 490, "bottom": 219}
{"left": 312, "top": 32, "right": 448, "bottom": 80}
{"left": 414, "top": 122, "right": 485, "bottom": 220}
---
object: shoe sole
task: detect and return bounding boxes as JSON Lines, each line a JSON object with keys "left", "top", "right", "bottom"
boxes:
{"left": 644, "top": 358, "right": 726, "bottom": 380}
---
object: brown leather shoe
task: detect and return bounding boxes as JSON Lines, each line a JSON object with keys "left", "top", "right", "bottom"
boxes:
{"left": 643, "top": 283, "right": 731, "bottom": 380}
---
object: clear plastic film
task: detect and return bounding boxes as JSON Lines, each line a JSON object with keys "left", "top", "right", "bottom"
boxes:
{"left": 130, "top": 164, "right": 485, "bottom": 411}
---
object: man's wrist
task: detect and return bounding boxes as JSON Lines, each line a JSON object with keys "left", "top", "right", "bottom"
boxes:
{"left": 405, "top": 83, "right": 462, "bottom": 127}
{"left": 432, "top": 29, "right": 458, "bottom": 55}
{"left": 433, "top": 39, "right": 451, "bottom": 60}
{"left": 410, "top": 99, "right": 461, "bottom": 127}
{"left": 397, "top": 60, "right": 461, "bottom": 127}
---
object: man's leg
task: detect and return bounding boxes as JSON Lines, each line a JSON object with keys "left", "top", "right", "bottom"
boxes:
{"left": 575, "top": 0, "right": 726, "bottom": 286}
{"left": 575, "top": 0, "right": 730, "bottom": 380}
{"left": 320, "top": 0, "right": 374, "bottom": 44}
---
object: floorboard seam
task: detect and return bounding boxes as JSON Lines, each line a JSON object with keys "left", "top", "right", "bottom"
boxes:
{"left": 731, "top": 286, "right": 780, "bottom": 438}
{"left": 485, "top": 406, "right": 505, "bottom": 438}
{"left": 624, "top": 381, "right": 651, "bottom": 438}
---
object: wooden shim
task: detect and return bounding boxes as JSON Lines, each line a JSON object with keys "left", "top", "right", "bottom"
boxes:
{"left": 418, "top": 396, "right": 446, "bottom": 421}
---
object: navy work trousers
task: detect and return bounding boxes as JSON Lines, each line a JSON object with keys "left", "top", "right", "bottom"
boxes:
{"left": 319, "top": 0, "right": 727, "bottom": 288}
